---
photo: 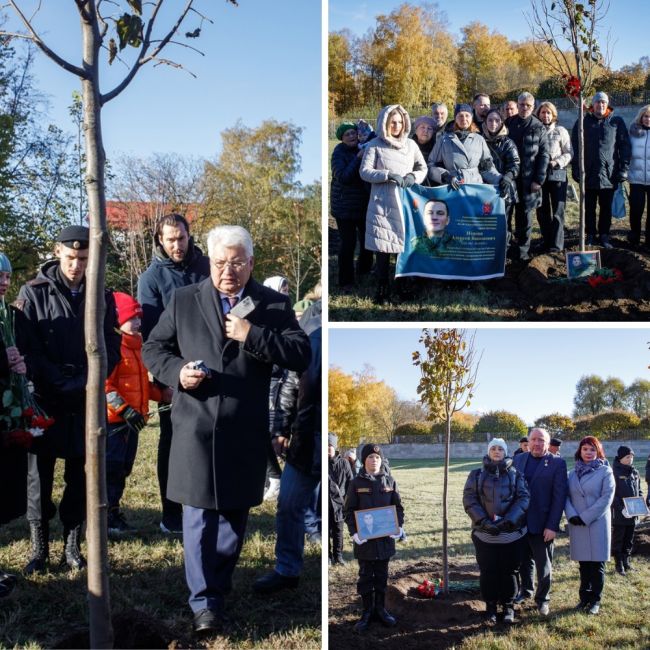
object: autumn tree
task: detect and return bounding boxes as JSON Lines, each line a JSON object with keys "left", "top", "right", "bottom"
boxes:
{"left": 474, "top": 410, "right": 527, "bottom": 436}
{"left": 533, "top": 412, "right": 575, "bottom": 437}
{"left": 328, "top": 366, "right": 366, "bottom": 449}
{"left": 1, "top": 2, "right": 234, "bottom": 646}
{"left": 413, "top": 328, "right": 480, "bottom": 593}
{"left": 625, "top": 379, "right": 650, "bottom": 419}
{"left": 573, "top": 374, "right": 607, "bottom": 416}
{"left": 602, "top": 376, "right": 626, "bottom": 411}
{"left": 329, "top": 30, "right": 355, "bottom": 115}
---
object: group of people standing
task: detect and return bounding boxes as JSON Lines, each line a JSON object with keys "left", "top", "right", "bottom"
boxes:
{"left": 0, "top": 216, "right": 320, "bottom": 637}
{"left": 331, "top": 90, "right": 650, "bottom": 304}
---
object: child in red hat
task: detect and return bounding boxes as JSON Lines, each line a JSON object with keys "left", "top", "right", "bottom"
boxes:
{"left": 105, "top": 292, "right": 171, "bottom": 534}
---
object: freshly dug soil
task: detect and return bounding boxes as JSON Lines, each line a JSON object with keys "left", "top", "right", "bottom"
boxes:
{"left": 634, "top": 532, "right": 650, "bottom": 557}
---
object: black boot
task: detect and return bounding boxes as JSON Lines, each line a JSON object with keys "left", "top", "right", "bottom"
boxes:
{"left": 61, "top": 525, "right": 86, "bottom": 570}
{"left": 24, "top": 520, "right": 49, "bottom": 575}
{"left": 623, "top": 555, "right": 633, "bottom": 572}
{"left": 615, "top": 557, "right": 626, "bottom": 576}
{"left": 374, "top": 591, "right": 397, "bottom": 627}
{"left": 354, "top": 593, "right": 374, "bottom": 633}
{"left": 485, "top": 601, "right": 497, "bottom": 623}
{"left": 0, "top": 571, "right": 17, "bottom": 598}
{"left": 372, "top": 281, "right": 389, "bottom": 305}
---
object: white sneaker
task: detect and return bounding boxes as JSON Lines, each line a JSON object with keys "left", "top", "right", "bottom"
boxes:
{"left": 263, "top": 477, "right": 281, "bottom": 501}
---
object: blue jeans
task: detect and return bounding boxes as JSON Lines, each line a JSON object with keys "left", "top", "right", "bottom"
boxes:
{"left": 275, "top": 462, "right": 320, "bottom": 577}
{"left": 106, "top": 422, "right": 139, "bottom": 509}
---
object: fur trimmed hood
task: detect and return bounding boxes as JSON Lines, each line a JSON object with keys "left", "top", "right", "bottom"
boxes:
{"left": 375, "top": 104, "right": 411, "bottom": 149}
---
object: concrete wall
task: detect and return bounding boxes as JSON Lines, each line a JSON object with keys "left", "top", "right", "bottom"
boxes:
{"left": 379, "top": 440, "right": 650, "bottom": 461}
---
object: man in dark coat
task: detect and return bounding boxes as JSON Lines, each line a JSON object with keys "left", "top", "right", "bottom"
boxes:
{"left": 16, "top": 226, "right": 121, "bottom": 573}
{"left": 472, "top": 93, "right": 491, "bottom": 128}
{"left": 506, "top": 92, "right": 550, "bottom": 261}
{"left": 254, "top": 304, "right": 322, "bottom": 594}
{"left": 327, "top": 432, "right": 353, "bottom": 565}
{"left": 142, "top": 225, "right": 311, "bottom": 635}
{"left": 137, "top": 213, "right": 210, "bottom": 534}
{"left": 571, "top": 91, "right": 631, "bottom": 248}
{"left": 512, "top": 427, "right": 568, "bottom": 616}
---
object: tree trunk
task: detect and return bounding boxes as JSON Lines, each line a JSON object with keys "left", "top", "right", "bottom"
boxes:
{"left": 442, "top": 414, "right": 450, "bottom": 595}
{"left": 80, "top": 3, "right": 113, "bottom": 648}
{"left": 577, "top": 92, "right": 586, "bottom": 250}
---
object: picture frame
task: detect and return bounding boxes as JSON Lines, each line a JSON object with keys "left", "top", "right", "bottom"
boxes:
{"left": 354, "top": 505, "right": 399, "bottom": 541}
{"left": 566, "top": 250, "right": 601, "bottom": 279}
{"left": 622, "top": 496, "right": 650, "bottom": 517}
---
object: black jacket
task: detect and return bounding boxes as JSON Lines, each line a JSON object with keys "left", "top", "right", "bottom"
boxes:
{"left": 506, "top": 114, "right": 550, "bottom": 207}
{"left": 16, "top": 261, "right": 121, "bottom": 458}
{"left": 330, "top": 142, "right": 370, "bottom": 220}
{"left": 329, "top": 452, "right": 353, "bottom": 522}
{"left": 269, "top": 365, "right": 299, "bottom": 435}
{"left": 142, "top": 277, "right": 311, "bottom": 510}
{"left": 344, "top": 468, "right": 404, "bottom": 561}
{"left": 463, "top": 457, "right": 529, "bottom": 533}
{"left": 571, "top": 108, "right": 632, "bottom": 189}
{"left": 137, "top": 238, "right": 210, "bottom": 341}
{"left": 611, "top": 458, "right": 643, "bottom": 526}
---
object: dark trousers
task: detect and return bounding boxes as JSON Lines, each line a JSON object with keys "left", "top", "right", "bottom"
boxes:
{"left": 266, "top": 442, "right": 282, "bottom": 481}
{"left": 328, "top": 506, "right": 344, "bottom": 561}
{"left": 472, "top": 534, "right": 523, "bottom": 606}
{"left": 578, "top": 560, "right": 605, "bottom": 605}
{"left": 158, "top": 408, "right": 182, "bottom": 521}
{"left": 26, "top": 452, "right": 85, "bottom": 527}
{"left": 611, "top": 524, "right": 636, "bottom": 558}
{"left": 335, "top": 217, "right": 373, "bottom": 286}
{"left": 375, "top": 252, "right": 392, "bottom": 283}
{"left": 514, "top": 200, "right": 536, "bottom": 259}
{"left": 106, "top": 422, "right": 139, "bottom": 509}
{"left": 182, "top": 505, "right": 249, "bottom": 613}
{"left": 519, "top": 533, "right": 554, "bottom": 604}
{"left": 585, "top": 188, "right": 615, "bottom": 236}
{"left": 628, "top": 184, "right": 650, "bottom": 243}
{"left": 357, "top": 558, "right": 389, "bottom": 596}
{"left": 537, "top": 180, "right": 567, "bottom": 250}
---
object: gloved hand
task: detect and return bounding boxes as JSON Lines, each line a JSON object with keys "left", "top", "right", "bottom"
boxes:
{"left": 122, "top": 406, "right": 146, "bottom": 433}
{"left": 449, "top": 173, "right": 463, "bottom": 190}
{"left": 496, "top": 518, "right": 517, "bottom": 532}
{"left": 352, "top": 533, "right": 367, "bottom": 545}
{"left": 498, "top": 176, "right": 512, "bottom": 198}
{"left": 569, "top": 516, "right": 586, "bottom": 526}
{"left": 390, "top": 527, "right": 404, "bottom": 540}
{"left": 402, "top": 173, "right": 416, "bottom": 188}
{"left": 480, "top": 519, "right": 500, "bottom": 535}
{"left": 387, "top": 172, "right": 405, "bottom": 187}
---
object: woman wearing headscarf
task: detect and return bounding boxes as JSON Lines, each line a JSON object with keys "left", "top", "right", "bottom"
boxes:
{"left": 565, "top": 436, "right": 615, "bottom": 615}
{"left": 463, "top": 438, "right": 529, "bottom": 624}
{"left": 330, "top": 122, "right": 373, "bottom": 291}
{"left": 428, "top": 104, "right": 502, "bottom": 188}
{"left": 628, "top": 104, "right": 650, "bottom": 247}
{"left": 482, "top": 108, "right": 520, "bottom": 242}
{"left": 360, "top": 105, "right": 427, "bottom": 304}
{"left": 0, "top": 253, "right": 29, "bottom": 598}
{"left": 536, "top": 101, "right": 572, "bottom": 252}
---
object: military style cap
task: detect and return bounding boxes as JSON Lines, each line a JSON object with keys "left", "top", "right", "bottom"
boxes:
{"left": 0, "top": 253, "right": 12, "bottom": 273}
{"left": 550, "top": 438, "right": 562, "bottom": 447}
{"left": 57, "top": 225, "right": 90, "bottom": 250}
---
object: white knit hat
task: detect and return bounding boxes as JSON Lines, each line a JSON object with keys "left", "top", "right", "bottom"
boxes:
{"left": 487, "top": 437, "right": 508, "bottom": 455}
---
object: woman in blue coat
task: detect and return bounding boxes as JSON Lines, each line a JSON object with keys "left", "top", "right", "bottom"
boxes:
{"left": 565, "top": 436, "right": 615, "bottom": 615}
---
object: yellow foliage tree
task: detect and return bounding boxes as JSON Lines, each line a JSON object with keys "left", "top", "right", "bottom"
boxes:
{"left": 329, "top": 31, "right": 354, "bottom": 115}
{"left": 328, "top": 366, "right": 365, "bottom": 448}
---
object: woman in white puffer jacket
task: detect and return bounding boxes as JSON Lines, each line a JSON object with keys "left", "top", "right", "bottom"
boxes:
{"left": 628, "top": 104, "right": 650, "bottom": 247}
{"left": 360, "top": 104, "right": 427, "bottom": 304}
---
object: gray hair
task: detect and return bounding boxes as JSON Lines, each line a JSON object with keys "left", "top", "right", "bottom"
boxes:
{"left": 206, "top": 225, "right": 254, "bottom": 258}
{"left": 529, "top": 427, "right": 550, "bottom": 441}
{"left": 518, "top": 91, "right": 535, "bottom": 104}
{"left": 430, "top": 102, "right": 448, "bottom": 113}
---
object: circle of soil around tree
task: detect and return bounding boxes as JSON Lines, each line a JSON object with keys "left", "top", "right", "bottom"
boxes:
{"left": 52, "top": 611, "right": 177, "bottom": 649}
{"left": 386, "top": 563, "right": 484, "bottom": 627}
{"left": 634, "top": 531, "right": 650, "bottom": 557}
{"left": 516, "top": 248, "right": 650, "bottom": 308}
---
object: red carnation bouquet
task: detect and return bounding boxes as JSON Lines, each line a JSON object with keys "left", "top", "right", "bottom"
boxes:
{"left": 417, "top": 577, "right": 444, "bottom": 598}
{"left": 0, "top": 300, "right": 54, "bottom": 450}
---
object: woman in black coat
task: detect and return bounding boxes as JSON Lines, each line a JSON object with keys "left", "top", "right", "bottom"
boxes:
{"left": 463, "top": 438, "right": 529, "bottom": 624}
{"left": 330, "top": 122, "right": 372, "bottom": 291}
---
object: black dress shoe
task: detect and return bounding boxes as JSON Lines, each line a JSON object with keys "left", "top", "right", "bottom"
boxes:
{"left": 193, "top": 608, "right": 223, "bottom": 634}
{"left": 252, "top": 571, "right": 299, "bottom": 594}
{"left": 0, "top": 571, "right": 17, "bottom": 598}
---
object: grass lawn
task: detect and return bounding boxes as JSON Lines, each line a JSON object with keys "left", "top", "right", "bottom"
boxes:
{"left": 0, "top": 417, "right": 321, "bottom": 649}
{"left": 329, "top": 458, "right": 650, "bottom": 649}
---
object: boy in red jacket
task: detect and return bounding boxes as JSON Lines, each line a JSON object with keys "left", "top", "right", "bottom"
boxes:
{"left": 106, "top": 292, "right": 170, "bottom": 534}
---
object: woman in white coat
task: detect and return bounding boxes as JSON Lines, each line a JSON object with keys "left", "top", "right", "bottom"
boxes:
{"left": 360, "top": 104, "right": 427, "bottom": 304}
{"left": 565, "top": 435, "right": 615, "bottom": 615}
{"left": 628, "top": 104, "right": 650, "bottom": 247}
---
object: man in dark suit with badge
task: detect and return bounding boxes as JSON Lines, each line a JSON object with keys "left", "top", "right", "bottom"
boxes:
{"left": 513, "top": 427, "right": 568, "bottom": 616}
{"left": 142, "top": 225, "right": 311, "bottom": 635}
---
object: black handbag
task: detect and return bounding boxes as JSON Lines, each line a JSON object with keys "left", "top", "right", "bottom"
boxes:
{"left": 546, "top": 166, "right": 567, "bottom": 182}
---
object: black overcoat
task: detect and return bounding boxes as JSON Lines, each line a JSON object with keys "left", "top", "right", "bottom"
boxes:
{"left": 142, "top": 277, "right": 311, "bottom": 510}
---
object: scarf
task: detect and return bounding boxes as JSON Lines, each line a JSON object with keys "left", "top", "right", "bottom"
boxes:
{"left": 575, "top": 458, "right": 605, "bottom": 479}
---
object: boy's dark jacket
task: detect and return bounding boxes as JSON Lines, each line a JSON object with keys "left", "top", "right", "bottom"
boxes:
{"left": 344, "top": 468, "right": 404, "bottom": 561}
{"left": 329, "top": 452, "right": 353, "bottom": 522}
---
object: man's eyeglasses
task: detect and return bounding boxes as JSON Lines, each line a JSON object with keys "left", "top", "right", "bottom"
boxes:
{"left": 212, "top": 259, "right": 249, "bottom": 271}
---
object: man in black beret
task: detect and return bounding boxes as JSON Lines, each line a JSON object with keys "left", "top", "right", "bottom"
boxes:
{"left": 549, "top": 438, "right": 562, "bottom": 456}
{"left": 15, "top": 225, "right": 121, "bottom": 574}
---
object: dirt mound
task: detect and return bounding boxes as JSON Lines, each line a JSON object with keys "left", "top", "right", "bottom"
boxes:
{"left": 634, "top": 532, "right": 650, "bottom": 557}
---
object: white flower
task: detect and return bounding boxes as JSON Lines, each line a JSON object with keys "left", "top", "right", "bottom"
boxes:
{"left": 28, "top": 427, "right": 44, "bottom": 438}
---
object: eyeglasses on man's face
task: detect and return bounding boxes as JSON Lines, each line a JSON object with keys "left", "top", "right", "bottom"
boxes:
{"left": 211, "top": 259, "right": 250, "bottom": 271}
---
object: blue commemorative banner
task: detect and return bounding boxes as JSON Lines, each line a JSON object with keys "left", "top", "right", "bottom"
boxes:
{"left": 396, "top": 183, "right": 507, "bottom": 281}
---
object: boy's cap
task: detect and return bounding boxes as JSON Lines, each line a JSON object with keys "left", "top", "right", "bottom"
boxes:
{"left": 616, "top": 445, "right": 634, "bottom": 460}
{"left": 361, "top": 443, "right": 383, "bottom": 464}
{"left": 113, "top": 292, "right": 142, "bottom": 326}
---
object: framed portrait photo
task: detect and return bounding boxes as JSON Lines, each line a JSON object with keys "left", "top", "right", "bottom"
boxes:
{"left": 622, "top": 496, "right": 650, "bottom": 517}
{"left": 566, "top": 250, "right": 601, "bottom": 279}
{"left": 354, "top": 505, "right": 399, "bottom": 541}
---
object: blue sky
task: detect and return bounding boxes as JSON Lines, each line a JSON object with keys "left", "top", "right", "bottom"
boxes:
{"left": 329, "top": 327, "right": 650, "bottom": 425}
{"left": 4, "top": 1, "right": 321, "bottom": 185}
{"left": 329, "top": 0, "right": 647, "bottom": 70}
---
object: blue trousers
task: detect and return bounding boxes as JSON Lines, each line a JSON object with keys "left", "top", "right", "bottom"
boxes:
{"left": 182, "top": 505, "right": 249, "bottom": 613}
{"left": 275, "top": 462, "right": 320, "bottom": 577}
{"left": 106, "top": 422, "right": 139, "bottom": 509}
